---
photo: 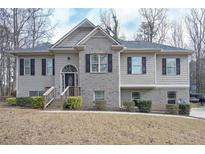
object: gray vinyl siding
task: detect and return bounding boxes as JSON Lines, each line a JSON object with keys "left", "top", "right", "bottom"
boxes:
{"left": 79, "top": 32, "right": 120, "bottom": 109}
{"left": 156, "top": 55, "right": 189, "bottom": 85}
{"left": 56, "top": 27, "right": 93, "bottom": 47}
{"left": 121, "top": 87, "right": 189, "bottom": 111}
{"left": 17, "top": 56, "right": 54, "bottom": 97}
{"left": 54, "top": 53, "right": 79, "bottom": 96}
{"left": 120, "top": 53, "right": 155, "bottom": 85}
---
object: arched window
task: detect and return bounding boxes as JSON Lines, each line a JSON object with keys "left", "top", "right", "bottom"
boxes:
{"left": 62, "top": 65, "right": 77, "bottom": 72}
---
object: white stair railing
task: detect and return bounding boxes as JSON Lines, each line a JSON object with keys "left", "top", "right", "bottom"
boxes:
{"left": 43, "top": 86, "right": 55, "bottom": 109}
{"left": 60, "top": 86, "right": 69, "bottom": 103}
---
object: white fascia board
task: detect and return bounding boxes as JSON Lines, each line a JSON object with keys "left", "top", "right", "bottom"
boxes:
{"left": 120, "top": 84, "right": 190, "bottom": 88}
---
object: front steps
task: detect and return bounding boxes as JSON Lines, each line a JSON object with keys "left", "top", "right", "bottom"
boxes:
{"left": 46, "top": 98, "right": 64, "bottom": 110}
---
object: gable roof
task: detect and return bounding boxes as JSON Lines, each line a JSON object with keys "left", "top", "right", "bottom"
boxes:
{"left": 51, "top": 18, "right": 95, "bottom": 48}
{"left": 119, "top": 40, "right": 190, "bottom": 52}
{"left": 76, "top": 25, "right": 120, "bottom": 45}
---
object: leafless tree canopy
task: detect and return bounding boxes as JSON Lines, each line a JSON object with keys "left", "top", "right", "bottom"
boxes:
{"left": 169, "top": 20, "right": 186, "bottom": 48}
{"left": 0, "top": 8, "right": 55, "bottom": 96}
{"left": 186, "top": 9, "right": 205, "bottom": 92}
{"left": 135, "top": 8, "right": 168, "bottom": 43}
{"left": 100, "top": 9, "right": 119, "bottom": 39}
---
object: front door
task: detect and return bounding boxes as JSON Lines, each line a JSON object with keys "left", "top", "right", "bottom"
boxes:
{"left": 65, "top": 73, "right": 74, "bottom": 88}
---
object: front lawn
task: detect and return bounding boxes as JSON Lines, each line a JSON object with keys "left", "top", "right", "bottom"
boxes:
{"left": 0, "top": 107, "right": 205, "bottom": 144}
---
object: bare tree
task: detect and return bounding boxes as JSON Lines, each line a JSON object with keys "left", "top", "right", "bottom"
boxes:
{"left": 27, "top": 8, "right": 55, "bottom": 48}
{"left": 136, "top": 8, "right": 168, "bottom": 43}
{"left": 100, "top": 9, "right": 119, "bottom": 39}
{"left": 186, "top": 9, "right": 205, "bottom": 92}
{"left": 0, "top": 8, "right": 55, "bottom": 96}
{"left": 169, "top": 20, "right": 186, "bottom": 48}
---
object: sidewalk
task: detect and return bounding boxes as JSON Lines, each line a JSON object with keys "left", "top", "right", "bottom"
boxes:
{"left": 43, "top": 110, "right": 199, "bottom": 120}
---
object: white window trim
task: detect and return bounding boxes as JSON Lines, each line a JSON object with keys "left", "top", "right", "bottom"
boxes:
{"left": 90, "top": 54, "right": 108, "bottom": 73}
{"left": 167, "top": 91, "right": 177, "bottom": 104}
{"left": 28, "top": 91, "right": 44, "bottom": 97}
{"left": 131, "top": 56, "right": 142, "bottom": 74}
{"left": 46, "top": 58, "right": 53, "bottom": 76}
{"left": 166, "top": 58, "right": 177, "bottom": 75}
{"left": 94, "top": 90, "right": 105, "bottom": 101}
{"left": 131, "top": 91, "right": 140, "bottom": 101}
{"left": 24, "top": 58, "right": 31, "bottom": 76}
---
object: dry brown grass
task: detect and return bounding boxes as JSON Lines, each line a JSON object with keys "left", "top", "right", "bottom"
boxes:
{"left": 0, "top": 107, "right": 205, "bottom": 145}
{"left": 191, "top": 103, "right": 202, "bottom": 108}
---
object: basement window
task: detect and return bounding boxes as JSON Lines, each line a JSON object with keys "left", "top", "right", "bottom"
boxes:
{"left": 167, "top": 91, "right": 176, "bottom": 104}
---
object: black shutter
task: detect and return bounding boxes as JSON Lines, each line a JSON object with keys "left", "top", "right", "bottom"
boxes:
{"left": 42, "top": 59, "right": 46, "bottom": 75}
{"left": 176, "top": 58, "right": 180, "bottom": 75}
{"left": 85, "top": 54, "right": 90, "bottom": 72}
{"left": 142, "top": 57, "right": 146, "bottom": 74}
{"left": 162, "top": 58, "right": 166, "bottom": 75}
{"left": 108, "top": 54, "right": 112, "bottom": 72}
{"left": 127, "top": 57, "right": 132, "bottom": 74}
{"left": 20, "top": 59, "right": 24, "bottom": 76}
{"left": 31, "top": 59, "right": 35, "bottom": 76}
{"left": 53, "top": 58, "right": 55, "bottom": 75}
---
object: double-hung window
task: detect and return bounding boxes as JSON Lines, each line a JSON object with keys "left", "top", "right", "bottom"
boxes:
{"left": 166, "top": 58, "right": 176, "bottom": 75}
{"left": 46, "top": 58, "right": 53, "bottom": 75}
{"left": 132, "top": 57, "right": 142, "bottom": 74}
{"left": 94, "top": 91, "right": 105, "bottom": 101}
{"left": 132, "top": 92, "right": 140, "bottom": 100}
{"left": 91, "top": 54, "right": 108, "bottom": 73}
{"left": 167, "top": 91, "right": 176, "bottom": 104}
{"left": 24, "top": 59, "right": 31, "bottom": 75}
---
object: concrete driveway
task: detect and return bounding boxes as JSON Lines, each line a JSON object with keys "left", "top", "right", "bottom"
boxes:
{"left": 190, "top": 106, "right": 205, "bottom": 119}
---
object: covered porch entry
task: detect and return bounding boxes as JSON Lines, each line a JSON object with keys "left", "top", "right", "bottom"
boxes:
{"left": 61, "top": 64, "right": 80, "bottom": 96}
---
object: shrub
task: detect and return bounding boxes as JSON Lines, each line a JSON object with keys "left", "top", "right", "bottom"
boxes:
{"left": 31, "top": 96, "right": 44, "bottom": 109}
{"left": 16, "top": 97, "right": 33, "bottom": 107}
{"left": 0, "top": 96, "right": 9, "bottom": 102}
{"left": 63, "top": 96, "right": 82, "bottom": 110}
{"left": 123, "top": 101, "right": 135, "bottom": 112}
{"left": 137, "top": 100, "right": 152, "bottom": 113}
{"left": 178, "top": 103, "right": 191, "bottom": 115}
{"left": 6, "top": 97, "right": 16, "bottom": 105}
{"left": 133, "top": 99, "right": 139, "bottom": 107}
{"left": 166, "top": 104, "right": 179, "bottom": 114}
{"left": 93, "top": 100, "right": 106, "bottom": 110}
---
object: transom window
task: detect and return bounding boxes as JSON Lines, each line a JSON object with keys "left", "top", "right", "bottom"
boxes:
{"left": 62, "top": 65, "right": 77, "bottom": 72}
{"left": 132, "top": 57, "right": 142, "bottom": 74}
{"left": 91, "top": 54, "right": 108, "bottom": 73}
{"left": 167, "top": 91, "right": 176, "bottom": 104}
{"left": 46, "top": 58, "right": 53, "bottom": 75}
{"left": 94, "top": 91, "right": 105, "bottom": 101}
{"left": 166, "top": 58, "right": 176, "bottom": 75}
{"left": 24, "top": 59, "right": 31, "bottom": 75}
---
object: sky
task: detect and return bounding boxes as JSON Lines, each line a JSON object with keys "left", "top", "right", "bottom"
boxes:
{"left": 50, "top": 8, "right": 188, "bottom": 43}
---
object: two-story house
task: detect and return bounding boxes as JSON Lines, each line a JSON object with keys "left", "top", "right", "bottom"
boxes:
{"left": 11, "top": 19, "right": 192, "bottom": 111}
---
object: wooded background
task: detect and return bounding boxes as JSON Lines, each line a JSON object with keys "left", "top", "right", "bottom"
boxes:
{"left": 0, "top": 8, "right": 205, "bottom": 96}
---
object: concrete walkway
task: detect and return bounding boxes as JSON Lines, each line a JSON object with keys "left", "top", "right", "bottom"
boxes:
{"left": 42, "top": 110, "right": 199, "bottom": 120}
{"left": 190, "top": 106, "right": 205, "bottom": 119}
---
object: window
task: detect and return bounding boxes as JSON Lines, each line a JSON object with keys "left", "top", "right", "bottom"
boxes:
{"left": 24, "top": 59, "right": 31, "bottom": 75}
{"left": 132, "top": 57, "right": 142, "bottom": 74}
{"left": 29, "top": 91, "right": 44, "bottom": 96}
{"left": 91, "top": 55, "right": 108, "bottom": 73}
{"left": 94, "top": 91, "right": 105, "bottom": 101}
{"left": 166, "top": 58, "right": 176, "bottom": 75}
{"left": 167, "top": 91, "right": 176, "bottom": 104}
{"left": 46, "top": 58, "right": 53, "bottom": 75}
{"left": 132, "top": 92, "right": 140, "bottom": 100}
